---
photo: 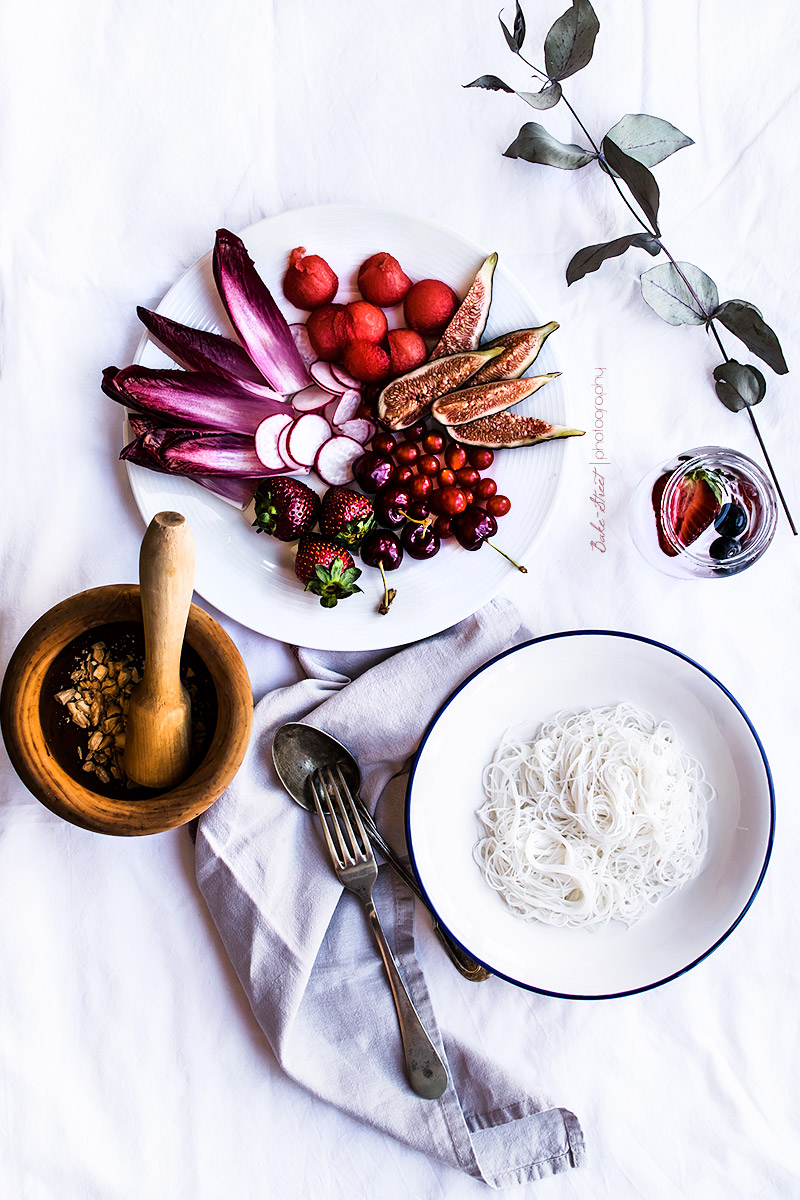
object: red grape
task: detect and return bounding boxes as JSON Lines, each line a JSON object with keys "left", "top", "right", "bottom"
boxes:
{"left": 474, "top": 477, "right": 497, "bottom": 500}
{"left": 469, "top": 447, "right": 494, "bottom": 470}
{"left": 486, "top": 494, "right": 511, "bottom": 517}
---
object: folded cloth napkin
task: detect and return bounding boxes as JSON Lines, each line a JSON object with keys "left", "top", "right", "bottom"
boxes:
{"left": 195, "top": 599, "right": 586, "bottom": 1188}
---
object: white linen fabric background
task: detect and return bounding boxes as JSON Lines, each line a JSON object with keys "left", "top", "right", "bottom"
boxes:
{"left": 1, "top": 1, "right": 798, "bottom": 1197}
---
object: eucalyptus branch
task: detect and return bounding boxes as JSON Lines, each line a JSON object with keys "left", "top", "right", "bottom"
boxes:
{"left": 466, "top": 0, "right": 794, "bottom": 533}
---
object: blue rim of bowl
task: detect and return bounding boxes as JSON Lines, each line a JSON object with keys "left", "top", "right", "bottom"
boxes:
{"left": 405, "top": 628, "right": 775, "bottom": 1001}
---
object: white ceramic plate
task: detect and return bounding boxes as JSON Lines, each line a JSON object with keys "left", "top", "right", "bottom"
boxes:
{"left": 125, "top": 204, "right": 572, "bottom": 651}
{"left": 406, "top": 631, "right": 774, "bottom": 999}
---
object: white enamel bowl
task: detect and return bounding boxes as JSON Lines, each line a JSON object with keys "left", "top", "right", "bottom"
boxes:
{"left": 406, "top": 631, "right": 774, "bottom": 999}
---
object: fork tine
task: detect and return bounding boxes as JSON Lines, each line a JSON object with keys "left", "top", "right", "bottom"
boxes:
{"left": 323, "top": 765, "right": 367, "bottom": 864}
{"left": 309, "top": 772, "right": 345, "bottom": 869}
{"left": 331, "top": 763, "right": 371, "bottom": 856}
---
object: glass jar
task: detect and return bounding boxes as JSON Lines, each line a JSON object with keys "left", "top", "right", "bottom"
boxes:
{"left": 630, "top": 446, "right": 777, "bottom": 579}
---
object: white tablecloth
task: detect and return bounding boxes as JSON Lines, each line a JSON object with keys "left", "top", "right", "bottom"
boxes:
{"left": 1, "top": 1, "right": 798, "bottom": 1196}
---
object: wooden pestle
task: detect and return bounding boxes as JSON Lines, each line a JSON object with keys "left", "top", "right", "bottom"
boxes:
{"left": 124, "top": 512, "right": 196, "bottom": 789}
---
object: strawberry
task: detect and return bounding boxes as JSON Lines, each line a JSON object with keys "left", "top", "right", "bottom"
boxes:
{"left": 668, "top": 469, "right": 723, "bottom": 548}
{"left": 253, "top": 476, "right": 320, "bottom": 541}
{"left": 651, "top": 472, "right": 679, "bottom": 557}
{"left": 318, "top": 486, "right": 376, "bottom": 548}
{"left": 294, "top": 536, "right": 362, "bottom": 608}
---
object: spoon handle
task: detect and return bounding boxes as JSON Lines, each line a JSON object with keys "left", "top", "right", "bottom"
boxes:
{"left": 363, "top": 895, "right": 449, "bottom": 1100}
{"left": 356, "top": 801, "right": 491, "bottom": 983}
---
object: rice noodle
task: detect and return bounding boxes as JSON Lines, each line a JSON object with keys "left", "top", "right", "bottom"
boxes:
{"left": 474, "top": 702, "right": 713, "bottom": 928}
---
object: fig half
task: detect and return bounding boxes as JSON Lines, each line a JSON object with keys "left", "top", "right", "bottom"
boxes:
{"left": 444, "top": 410, "right": 585, "bottom": 448}
{"left": 377, "top": 346, "right": 502, "bottom": 430}
{"left": 430, "top": 253, "right": 498, "bottom": 360}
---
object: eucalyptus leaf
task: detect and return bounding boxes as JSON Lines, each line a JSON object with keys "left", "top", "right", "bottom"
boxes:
{"left": 464, "top": 76, "right": 562, "bottom": 110}
{"left": 566, "top": 232, "right": 660, "bottom": 285}
{"left": 464, "top": 74, "right": 514, "bottom": 93}
{"left": 711, "top": 299, "right": 788, "bottom": 375}
{"left": 641, "top": 261, "right": 719, "bottom": 326}
{"left": 713, "top": 360, "right": 766, "bottom": 411}
{"left": 504, "top": 121, "right": 594, "bottom": 170}
{"left": 544, "top": 0, "right": 600, "bottom": 82}
{"left": 519, "top": 82, "right": 563, "bottom": 109}
{"left": 605, "top": 114, "right": 694, "bottom": 168}
{"left": 499, "top": 1, "right": 526, "bottom": 54}
{"left": 602, "top": 137, "right": 660, "bottom": 234}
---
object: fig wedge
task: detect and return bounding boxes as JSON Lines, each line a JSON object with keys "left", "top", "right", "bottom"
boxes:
{"left": 445, "top": 411, "right": 584, "bottom": 448}
{"left": 377, "top": 346, "right": 502, "bottom": 430}
{"left": 470, "top": 322, "right": 560, "bottom": 385}
{"left": 430, "top": 253, "right": 498, "bottom": 360}
{"left": 431, "top": 373, "right": 560, "bottom": 427}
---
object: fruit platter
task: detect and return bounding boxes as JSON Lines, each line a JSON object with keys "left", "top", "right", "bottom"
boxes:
{"left": 114, "top": 205, "right": 582, "bottom": 651}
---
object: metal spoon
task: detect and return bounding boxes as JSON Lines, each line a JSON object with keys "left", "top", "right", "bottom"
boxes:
{"left": 272, "top": 722, "right": 490, "bottom": 982}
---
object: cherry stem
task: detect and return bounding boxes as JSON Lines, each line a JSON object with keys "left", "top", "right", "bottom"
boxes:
{"left": 486, "top": 539, "right": 527, "bottom": 573}
{"left": 377, "top": 561, "right": 397, "bottom": 615}
{"left": 399, "top": 508, "right": 433, "bottom": 532}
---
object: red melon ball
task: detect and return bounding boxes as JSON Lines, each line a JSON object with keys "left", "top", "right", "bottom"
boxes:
{"left": 342, "top": 339, "right": 392, "bottom": 383}
{"left": 387, "top": 328, "right": 428, "bottom": 377}
{"left": 306, "top": 303, "right": 348, "bottom": 361}
{"left": 403, "top": 279, "right": 459, "bottom": 336}
{"left": 282, "top": 247, "right": 338, "bottom": 309}
{"left": 342, "top": 300, "right": 388, "bottom": 345}
{"left": 357, "top": 252, "right": 412, "bottom": 307}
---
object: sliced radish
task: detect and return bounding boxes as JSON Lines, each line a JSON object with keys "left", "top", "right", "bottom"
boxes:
{"left": 278, "top": 423, "right": 304, "bottom": 472}
{"left": 330, "top": 363, "right": 361, "bottom": 390}
{"left": 314, "top": 436, "right": 364, "bottom": 486}
{"left": 292, "top": 383, "right": 335, "bottom": 413}
{"left": 287, "top": 414, "right": 333, "bottom": 467}
{"left": 309, "top": 360, "right": 345, "bottom": 394}
{"left": 330, "top": 389, "right": 362, "bottom": 427}
{"left": 289, "top": 324, "right": 316, "bottom": 368}
{"left": 323, "top": 398, "right": 340, "bottom": 426}
{"left": 338, "top": 418, "right": 375, "bottom": 444}
{"left": 255, "top": 413, "right": 293, "bottom": 469}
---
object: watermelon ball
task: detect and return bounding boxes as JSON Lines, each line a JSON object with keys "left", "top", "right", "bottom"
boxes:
{"left": 387, "top": 328, "right": 428, "bottom": 377}
{"left": 357, "top": 252, "right": 412, "bottom": 306}
{"left": 403, "top": 279, "right": 459, "bottom": 336}
{"left": 282, "top": 247, "right": 338, "bottom": 309}
{"left": 342, "top": 339, "right": 392, "bottom": 384}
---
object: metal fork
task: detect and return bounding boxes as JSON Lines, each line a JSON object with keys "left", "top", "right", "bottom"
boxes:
{"left": 310, "top": 765, "right": 449, "bottom": 1100}
{"left": 350, "top": 788, "right": 491, "bottom": 983}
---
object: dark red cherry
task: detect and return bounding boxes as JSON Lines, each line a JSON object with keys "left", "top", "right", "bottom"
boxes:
{"left": 360, "top": 528, "right": 403, "bottom": 571}
{"left": 353, "top": 452, "right": 395, "bottom": 493}
{"left": 374, "top": 483, "right": 412, "bottom": 527}
{"left": 452, "top": 505, "right": 497, "bottom": 551}
{"left": 401, "top": 521, "right": 440, "bottom": 560}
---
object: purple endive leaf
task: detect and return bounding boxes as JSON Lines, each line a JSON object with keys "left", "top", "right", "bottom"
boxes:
{"left": 121, "top": 425, "right": 263, "bottom": 508}
{"left": 120, "top": 425, "right": 266, "bottom": 476}
{"left": 107, "top": 365, "right": 293, "bottom": 435}
{"left": 136, "top": 306, "right": 278, "bottom": 396}
{"left": 213, "top": 228, "right": 310, "bottom": 395}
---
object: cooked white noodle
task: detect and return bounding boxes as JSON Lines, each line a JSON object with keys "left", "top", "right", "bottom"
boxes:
{"left": 474, "top": 703, "right": 713, "bottom": 928}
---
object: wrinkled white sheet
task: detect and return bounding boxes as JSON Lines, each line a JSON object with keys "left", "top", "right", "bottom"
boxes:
{"left": 1, "top": 0, "right": 798, "bottom": 1196}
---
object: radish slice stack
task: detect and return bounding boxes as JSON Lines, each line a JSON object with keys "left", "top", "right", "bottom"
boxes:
{"left": 253, "top": 353, "right": 373, "bottom": 485}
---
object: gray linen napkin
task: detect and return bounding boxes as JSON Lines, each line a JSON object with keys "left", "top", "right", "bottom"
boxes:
{"left": 195, "top": 599, "right": 586, "bottom": 1187}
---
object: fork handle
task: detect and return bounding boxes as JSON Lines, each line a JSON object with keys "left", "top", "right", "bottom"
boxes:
{"left": 363, "top": 897, "right": 448, "bottom": 1100}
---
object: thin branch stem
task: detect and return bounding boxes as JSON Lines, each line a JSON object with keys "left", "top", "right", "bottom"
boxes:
{"left": 513, "top": 53, "right": 796, "bottom": 535}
